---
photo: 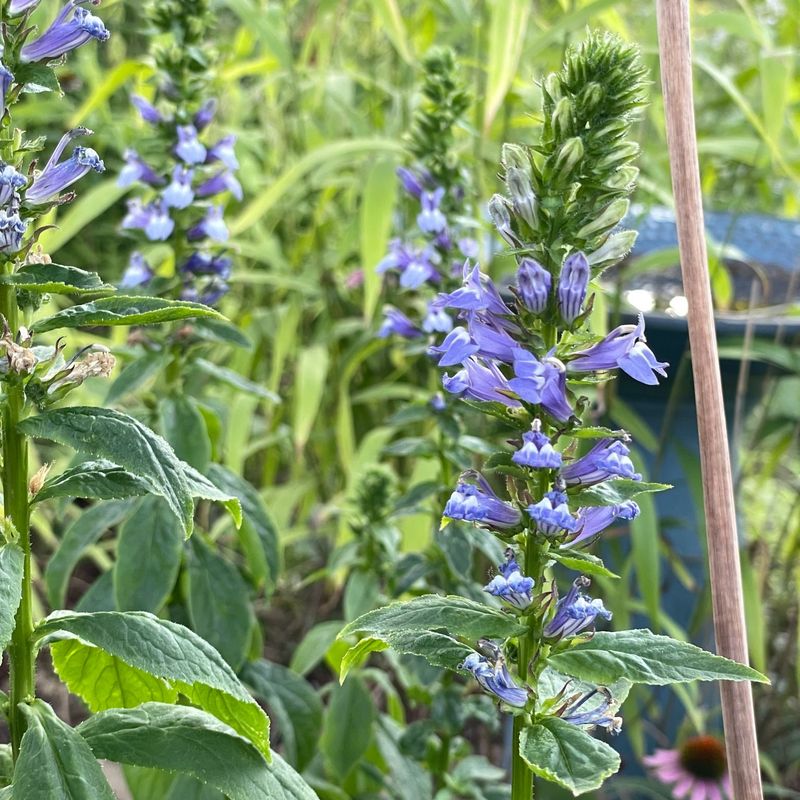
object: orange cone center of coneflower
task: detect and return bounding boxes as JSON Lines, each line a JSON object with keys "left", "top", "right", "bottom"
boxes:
{"left": 679, "top": 735, "right": 727, "bottom": 780}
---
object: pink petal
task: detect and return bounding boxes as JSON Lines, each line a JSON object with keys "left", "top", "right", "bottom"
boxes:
{"left": 706, "top": 782, "right": 723, "bottom": 800}
{"left": 657, "top": 765, "right": 688, "bottom": 783}
{"left": 674, "top": 777, "right": 695, "bottom": 799}
{"left": 690, "top": 782, "right": 710, "bottom": 800}
{"left": 644, "top": 749, "right": 680, "bottom": 768}
{"left": 721, "top": 776, "right": 732, "bottom": 798}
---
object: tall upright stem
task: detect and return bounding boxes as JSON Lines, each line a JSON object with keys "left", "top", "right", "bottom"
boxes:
{"left": 2, "top": 264, "right": 33, "bottom": 759}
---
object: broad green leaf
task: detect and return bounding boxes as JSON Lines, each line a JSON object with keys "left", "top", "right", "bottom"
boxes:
{"left": 537, "top": 667, "right": 632, "bottom": 713}
{"left": 44, "top": 501, "right": 133, "bottom": 608}
{"left": 194, "top": 359, "right": 280, "bottom": 403}
{"left": 160, "top": 395, "right": 211, "bottom": 472}
{"left": 630, "top": 482, "right": 661, "bottom": 627}
{"left": 206, "top": 464, "right": 277, "bottom": 590}
{"left": 106, "top": 351, "right": 166, "bottom": 405}
{"left": 0, "top": 744, "right": 11, "bottom": 787}
{"left": 16, "top": 63, "right": 61, "bottom": 94}
{"left": 550, "top": 549, "right": 619, "bottom": 579}
{"left": 343, "top": 569, "right": 381, "bottom": 622}
{"left": 33, "top": 296, "right": 223, "bottom": 334}
{"left": 289, "top": 621, "right": 345, "bottom": 677}
{"left": 547, "top": 629, "right": 769, "bottom": 685}
{"left": 0, "top": 543, "right": 23, "bottom": 653}
{"left": 243, "top": 660, "right": 322, "bottom": 771}
{"left": 339, "top": 594, "right": 526, "bottom": 642}
{"left": 114, "top": 497, "right": 183, "bottom": 613}
{"left": 35, "top": 611, "right": 270, "bottom": 756}
{"left": 51, "top": 639, "right": 178, "bottom": 710}
{"left": 483, "top": 0, "right": 531, "bottom": 132}
{"left": 75, "top": 569, "right": 116, "bottom": 612}
{"left": 19, "top": 408, "right": 194, "bottom": 535}
{"left": 0, "top": 263, "right": 114, "bottom": 295}
{"left": 360, "top": 158, "right": 398, "bottom": 321}
{"left": 293, "top": 345, "right": 329, "bottom": 451}
{"left": 341, "top": 630, "right": 473, "bottom": 679}
{"left": 34, "top": 460, "right": 151, "bottom": 504}
{"left": 121, "top": 766, "right": 177, "bottom": 800}
{"left": 13, "top": 700, "right": 115, "bottom": 799}
{"left": 183, "top": 464, "right": 243, "bottom": 528}
{"left": 568, "top": 479, "right": 671, "bottom": 508}
{"left": 79, "top": 703, "right": 317, "bottom": 800}
{"left": 519, "top": 716, "right": 620, "bottom": 795}
{"left": 186, "top": 536, "right": 253, "bottom": 670}
{"left": 321, "top": 676, "right": 374, "bottom": 781}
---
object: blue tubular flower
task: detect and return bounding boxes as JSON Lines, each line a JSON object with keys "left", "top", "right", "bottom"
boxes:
{"left": 26, "top": 130, "right": 105, "bottom": 204}
{"left": 199, "top": 278, "right": 229, "bottom": 306}
{"left": 561, "top": 437, "right": 641, "bottom": 487}
{"left": 194, "top": 99, "right": 217, "bottom": 131}
{"left": 396, "top": 166, "right": 424, "bottom": 199}
{"left": 434, "top": 262, "right": 513, "bottom": 318}
{"left": 443, "top": 357, "right": 521, "bottom": 408}
{"left": 559, "top": 688, "right": 622, "bottom": 734}
{"left": 488, "top": 194, "right": 519, "bottom": 247}
{"left": 131, "top": 94, "right": 164, "bottom": 125}
{"left": 484, "top": 549, "right": 534, "bottom": 609}
{"left": 467, "top": 314, "right": 518, "bottom": 363}
{"left": 417, "top": 187, "right": 446, "bottom": 234}
{"left": 0, "top": 209, "right": 27, "bottom": 254}
{"left": 569, "top": 313, "right": 669, "bottom": 386}
{"left": 122, "top": 199, "right": 174, "bottom": 241}
{"left": 9, "top": 0, "right": 42, "bottom": 14}
{"left": 540, "top": 354, "right": 574, "bottom": 423}
{"left": 569, "top": 500, "right": 639, "bottom": 547}
{"left": 162, "top": 166, "right": 195, "bottom": 209}
{"left": 429, "top": 327, "right": 477, "bottom": 366}
{"left": 509, "top": 347, "right": 546, "bottom": 403}
{"left": 119, "top": 252, "right": 153, "bottom": 288}
{"left": 544, "top": 577, "right": 612, "bottom": 640}
{"left": 528, "top": 489, "right": 578, "bottom": 537}
{"left": 117, "top": 149, "right": 164, "bottom": 189}
{"left": 197, "top": 171, "right": 243, "bottom": 202}
{"left": 513, "top": 419, "right": 562, "bottom": 469}
{"left": 422, "top": 302, "right": 452, "bottom": 334}
{"left": 181, "top": 252, "right": 232, "bottom": 279}
{"left": 517, "top": 257, "right": 551, "bottom": 314}
{"left": 460, "top": 652, "right": 528, "bottom": 708}
{"left": 557, "top": 251, "right": 589, "bottom": 325}
{"left": 0, "top": 63, "right": 13, "bottom": 112}
{"left": 188, "top": 205, "right": 228, "bottom": 243}
{"left": 175, "top": 125, "right": 207, "bottom": 165}
{"left": 207, "top": 135, "right": 238, "bottom": 171}
{"left": 0, "top": 165, "right": 27, "bottom": 206}
{"left": 458, "top": 237, "right": 479, "bottom": 260}
{"left": 443, "top": 472, "right": 521, "bottom": 529}
{"left": 378, "top": 240, "right": 441, "bottom": 288}
{"left": 378, "top": 307, "right": 421, "bottom": 339}
{"left": 21, "top": 1, "right": 110, "bottom": 63}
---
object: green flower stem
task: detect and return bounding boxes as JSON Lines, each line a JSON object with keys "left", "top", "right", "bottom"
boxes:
{"left": 2, "top": 262, "right": 33, "bottom": 760}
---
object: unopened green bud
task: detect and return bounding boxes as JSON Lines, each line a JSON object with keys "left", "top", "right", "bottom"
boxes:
{"left": 576, "top": 198, "right": 630, "bottom": 239}
{"left": 593, "top": 119, "right": 628, "bottom": 140}
{"left": 595, "top": 141, "right": 639, "bottom": 169}
{"left": 580, "top": 82, "right": 604, "bottom": 114}
{"left": 587, "top": 230, "right": 638, "bottom": 267}
{"left": 605, "top": 166, "right": 639, "bottom": 190}
{"left": 552, "top": 97, "right": 573, "bottom": 139}
{"left": 506, "top": 167, "right": 537, "bottom": 228}
{"left": 543, "top": 73, "right": 562, "bottom": 102}
{"left": 554, "top": 137, "right": 584, "bottom": 180}
{"left": 501, "top": 143, "right": 528, "bottom": 173}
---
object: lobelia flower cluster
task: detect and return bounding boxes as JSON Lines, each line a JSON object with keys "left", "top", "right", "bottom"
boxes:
{"left": 376, "top": 48, "right": 476, "bottom": 343}
{"left": 339, "top": 33, "right": 765, "bottom": 798}
{"left": 117, "top": 0, "right": 239, "bottom": 306}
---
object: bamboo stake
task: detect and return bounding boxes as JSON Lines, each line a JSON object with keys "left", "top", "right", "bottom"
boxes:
{"left": 655, "top": 3, "right": 763, "bottom": 798}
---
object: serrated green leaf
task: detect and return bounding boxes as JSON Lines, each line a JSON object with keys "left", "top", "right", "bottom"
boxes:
{"left": 519, "top": 716, "right": 620, "bottom": 795}
{"left": 34, "top": 460, "right": 151, "bottom": 504}
{"left": 78, "top": 703, "right": 317, "bottom": 800}
{"left": 568, "top": 479, "right": 671, "bottom": 508}
{"left": 206, "top": 464, "right": 278, "bottom": 590}
{"left": 19, "top": 407, "right": 194, "bottom": 535}
{"left": 16, "top": 63, "right": 62, "bottom": 94}
{"left": 550, "top": 549, "right": 620, "bottom": 579}
{"left": 339, "top": 594, "right": 526, "bottom": 642}
{"left": 339, "top": 637, "right": 389, "bottom": 682}
{"left": 35, "top": 611, "right": 270, "bottom": 757}
{"left": 51, "top": 639, "right": 178, "bottom": 710}
{"left": 0, "top": 263, "right": 114, "bottom": 295}
{"left": 321, "top": 677, "right": 374, "bottom": 781}
{"left": 33, "top": 296, "right": 223, "bottom": 333}
{"left": 44, "top": 500, "right": 133, "bottom": 608}
{"left": 160, "top": 395, "right": 211, "bottom": 472}
{"left": 243, "top": 660, "right": 322, "bottom": 771}
{"left": 548, "top": 629, "right": 770, "bottom": 685}
{"left": 186, "top": 536, "right": 253, "bottom": 670}
{"left": 114, "top": 496, "right": 183, "bottom": 613}
{"left": 182, "top": 464, "right": 243, "bottom": 528}
{"left": 0, "top": 543, "right": 23, "bottom": 653}
{"left": 14, "top": 700, "right": 114, "bottom": 799}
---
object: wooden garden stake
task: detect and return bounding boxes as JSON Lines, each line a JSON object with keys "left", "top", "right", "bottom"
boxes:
{"left": 655, "top": 2, "right": 763, "bottom": 798}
